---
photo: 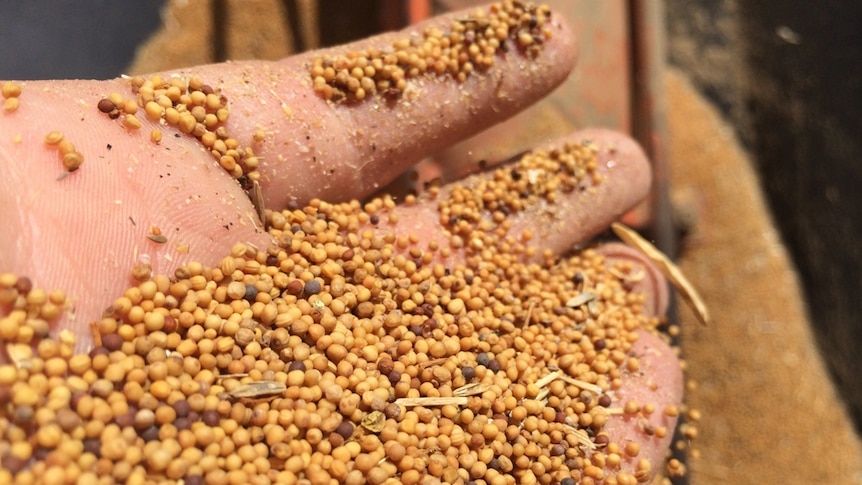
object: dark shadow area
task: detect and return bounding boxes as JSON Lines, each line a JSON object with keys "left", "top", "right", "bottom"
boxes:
{"left": 667, "top": 0, "right": 862, "bottom": 432}
{"left": 0, "top": 0, "right": 165, "bottom": 80}
{"left": 737, "top": 1, "right": 862, "bottom": 432}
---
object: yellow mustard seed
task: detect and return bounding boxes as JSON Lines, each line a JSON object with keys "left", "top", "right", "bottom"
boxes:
{"left": 62, "top": 152, "right": 84, "bottom": 172}
{"left": 122, "top": 114, "right": 142, "bottom": 130}
{"left": 2, "top": 81, "right": 22, "bottom": 98}
{"left": 3, "top": 97, "right": 19, "bottom": 112}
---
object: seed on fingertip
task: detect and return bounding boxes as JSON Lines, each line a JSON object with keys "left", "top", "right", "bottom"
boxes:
{"left": 2, "top": 81, "right": 22, "bottom": 99}
{"left": 147, "top": 227, "right": 167, "bottom": 244}
{"left": 97, "top": 98, "right": 116, "bottom": 114}
{"left": 3, "top": 97, "right": 19, "bottom": 112}
{"left": 62, "top": 152, "right": 84, "bottom": 172}
{"left": 311, "top": 1, "right": 553, "bottom": 102}
{"left": 44, "top": 131, "right": 64, "bottom": 145}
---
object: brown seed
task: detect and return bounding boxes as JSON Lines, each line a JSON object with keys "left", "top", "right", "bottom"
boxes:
{"left": 97, "top": 98, "right": 116, "bottom": 113}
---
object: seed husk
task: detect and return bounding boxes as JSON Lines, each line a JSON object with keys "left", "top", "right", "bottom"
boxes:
{"left": 147, "top": 234, "right": 168, "bottom": 244}
{"left": 566, "top": 291, "right": 596, "bottom": 308}
{"left": 251, "top": 179, "right": 266, "bottom": 227}
{"left": 394, "top": 397, "right": 469, "bottom": 407}
{"left": 359, "top": 410, "right": 386, "bottom": 432}
{"left": 228, "top": 381, "right": 286, "bottom": 399}
{"left": 611, "top": 222, "right": 709, "bottom": 325}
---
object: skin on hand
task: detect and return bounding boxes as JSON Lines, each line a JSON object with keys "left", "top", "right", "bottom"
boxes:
{"left": 0, "top": 3, "right": 682, "bottom": 480}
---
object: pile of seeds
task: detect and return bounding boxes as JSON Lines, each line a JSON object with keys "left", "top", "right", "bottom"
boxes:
{"left": 96, "top": 75, "right": 261, "bottom": 186}
{"left": 0, "top": 134, "right": 678, "bottom": 484}
{"left": 311, "top": 0, "right": 553, "bottom": 103}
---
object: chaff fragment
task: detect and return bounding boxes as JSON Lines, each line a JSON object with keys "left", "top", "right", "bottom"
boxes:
{"left": 228, "top": 381, "right": 286, "bottom": 399}
{"left": 611, "top": 222, "right": 710, "bottom": 325}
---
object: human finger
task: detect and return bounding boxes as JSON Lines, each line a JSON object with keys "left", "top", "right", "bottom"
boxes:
{"left": 371, "top": 128, "right": 651, "bottom": 265}
{"left": 159, "top": 1, "right": 577, "bottom": 209}
{"left": 343, "top": 125, "right": 681, "bottom": 480}
{"left": 0, "top": 80, "right": 273, "bottom": 350}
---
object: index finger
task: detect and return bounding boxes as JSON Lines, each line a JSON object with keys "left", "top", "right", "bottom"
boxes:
{"left": 161, "top": 1, "right": 577, "bottom": 209}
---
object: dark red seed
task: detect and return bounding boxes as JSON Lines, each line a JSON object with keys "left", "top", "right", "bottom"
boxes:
{"left": 387, "top": 370, "right": 401, "bottom": 386}
{"left": 14, "top": 276, "right": 32, "bottom": 294}
{"left": 329, "top": 433, "right": 344, "bottom": 448}
{"left": 173, "top": 399, "right": 191, "bottom": 418}
{"left": 101, "top": 333, "right": 123, "bottom": 352}
{"left": 202, "top": 409, "right": 220, "bottom": 426}
{"left": 12, "top": 406, "right": 34, "bottom": 426}
{"left": 303, "top": 280, "right": 321, "bottom": 296}
{"left": 335, "top": 421, "right": 354, "bottom": 439}
{"left": 174, "top": 417, "right": 192, "bottom": 431}
{"left": 377, "top": 358, "right": 394, "bottom": 375}
{"left": 285, "top": 280, "right": 304, "bottom": 296}
{"left": 163, "top": 316, "right": 177, "bottom": 333}
{"left": 97, "top": 98, "right": 116, "bottom": 113}
{"left": 115, "top": 410, "right": 135, "bottom": 429}
{"left": 83, "top": 438, "right": 101, "bottom": 456}
{"left": 88, "top": 346, "right": 109, "bottom": 359}
{"left": 3, "top": 455, "right": 27, "bottom": 474}
{"left": 184, "top": 475, "right": 205, "bottom": 485}
{"left": 461, "top": 366, "right": 475, "bottom": 382}
{"left": 384, "top": 403, "right": 401, "bottom": 419}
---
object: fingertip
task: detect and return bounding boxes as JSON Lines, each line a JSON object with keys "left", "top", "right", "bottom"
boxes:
{"left": 251, "top": 2, "right": 580, "bottom": 207}
{"left": 598, "top": 242, "right": 670, "bottom": 317}
{"left": 576, "top": 128, "right": 653, "bottom": 204}
{"left": 602, "top": 331, "right": 684, "bottom": 481}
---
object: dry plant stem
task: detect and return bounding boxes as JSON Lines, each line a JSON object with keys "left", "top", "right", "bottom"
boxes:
{"left": 612, "top": 222, "right": 709, "bottom": 325}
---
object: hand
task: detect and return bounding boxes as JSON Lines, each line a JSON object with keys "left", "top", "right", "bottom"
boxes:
{"left": 0, "top": 2, "right": 682, "bottom": 483}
